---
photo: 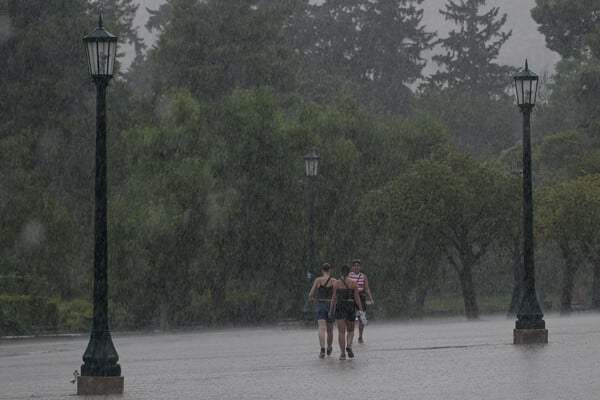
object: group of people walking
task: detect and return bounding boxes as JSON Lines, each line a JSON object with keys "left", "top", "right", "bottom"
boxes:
{"left": 307, "top": 259, "right": 374, "bottom": 360}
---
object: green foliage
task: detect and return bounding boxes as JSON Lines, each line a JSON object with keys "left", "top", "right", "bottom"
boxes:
{"left": 533, "top": 54, "right": 600, "bottom": 137}
{"left": 537, "top": 174, "right": 600, "bottom": 311}
{"left": 55, "top": 298, "right": 92, "bottom": 333}
{"left": 420, "top": 0, "right": 518, "bottom": 158}
{"left": 149, "top": 0, "right": 299, "bottom": 101}
{"left": 531, "top": 0, "right": 600, "bottom": 59}
{"left": 418, "top": 90, "right": 517, "bottom": 157}
{"left": 0, "top": 295, "right": 58, "bottom": 335}
{"left": 534, "top": 130, "right": 585, "bottom": 184}
{"left": 290, "top": 0, "right": 434, "bottom": 113}
{"left": 537, "top": 174, "right": 600, "bottom": 257}
{"left": 429, "top": 0, "right": 517, "bottom": 95}
{"left": 360, "top": 151, "right": 519, "bottom": 319}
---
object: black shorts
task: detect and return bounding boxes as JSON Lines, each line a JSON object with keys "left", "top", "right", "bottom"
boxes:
{"left": 335, "top": 300, "right": 356, "bottom": 322}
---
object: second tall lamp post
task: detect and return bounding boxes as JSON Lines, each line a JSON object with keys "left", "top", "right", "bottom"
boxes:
{"left": 513, "top": 60, "right": 548, "bottom": 344}
{"left": 303, "top": 151, "right": 320, "bottom": 320}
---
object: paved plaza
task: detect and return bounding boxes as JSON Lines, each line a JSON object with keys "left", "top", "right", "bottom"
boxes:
{"left": 1, "top": 313, "right": 600, "bottom": 399}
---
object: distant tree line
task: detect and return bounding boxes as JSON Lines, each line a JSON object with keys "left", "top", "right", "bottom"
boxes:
{"left": 1, "top": 0, "right": 600, "bottom": 334}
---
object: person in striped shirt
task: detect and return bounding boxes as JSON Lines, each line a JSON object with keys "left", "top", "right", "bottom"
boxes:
{"left": 349, "top": 259, "right": 374, "bottom": 344}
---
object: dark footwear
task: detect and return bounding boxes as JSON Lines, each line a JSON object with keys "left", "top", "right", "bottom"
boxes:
{"left": 358, "top": 337, "right": 364, "bottom": 344}
{"left": 319, "top": 348, "right": 326, "bottom": 358}
{"left": 346, "top": 347, "right": 354, "bottom": 358}
{"left": 326, "top": 347, "right": 332, "bottom": 356}
{"left": 339, "top": 353, "right": 346, "bottom": 360}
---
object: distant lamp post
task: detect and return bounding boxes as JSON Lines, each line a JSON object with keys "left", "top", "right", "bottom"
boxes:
{"left": 78, "top": 16, "right": 123, "bottom": 395}
{"left": 513, "top": 60, "right": 548, "bottom": 344}
{"left": 303, "top": 151, "right": 320, "bottom": 320}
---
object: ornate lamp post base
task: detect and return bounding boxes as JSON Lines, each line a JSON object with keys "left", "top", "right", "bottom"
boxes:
{"left": 514, "top": 329, "right": 548, "bottom": 344}
{"left": 77, "top": 376, "right": 124, "bottom": 395}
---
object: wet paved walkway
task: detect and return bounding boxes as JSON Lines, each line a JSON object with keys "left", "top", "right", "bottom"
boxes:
{"left": 1, "top": 313, "right": 600, "bottom": 399}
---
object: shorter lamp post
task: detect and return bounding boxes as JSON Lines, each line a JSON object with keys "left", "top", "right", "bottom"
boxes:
{"left": 302, "top": 151, "right": 320, "bottom": 320}
{"left": 78, "top": 16, "right": 123, "bottom": 395}
{"left": 513, "top": 60, "right": 548, "bottom": 344}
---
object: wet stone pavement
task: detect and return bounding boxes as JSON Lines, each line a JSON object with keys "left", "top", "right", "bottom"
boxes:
{"left": 1, "top": 313, "right": 600, "bottom": 399}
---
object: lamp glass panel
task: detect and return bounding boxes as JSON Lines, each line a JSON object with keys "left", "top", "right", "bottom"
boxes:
{"left": 87, "top": 41, "right": 99, "bottom": 75}
{"left": 305, "top": 158, "right": 319, "bottom": 177}
{"left": 305, "top": 161, "right": 313, "bottom": 177}
{"left": 99, "top": 41, "right": 110, "bottom": 75}
{"left": 107, "top": 41, "right": 117, "bottom": 76}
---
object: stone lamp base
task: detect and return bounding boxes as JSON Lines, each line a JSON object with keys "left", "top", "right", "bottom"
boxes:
{"left": 513, "top": 329, "right": 548, "bottom": 344}
{"left": 77, "top": 376, "right": 124, "bottom": 395}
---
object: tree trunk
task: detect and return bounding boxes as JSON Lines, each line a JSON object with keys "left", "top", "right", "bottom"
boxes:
{"left": 211, "top": 268, "right": 227, "bottom": 322}
{"left": 560, "top": 263, "right": 576, "bottom": 314}
{"left": 592, "top": 262, "right": 600, "bottom": 310}
{"left": 459, "top": 264, "right": 479, "bottom": 320}
{"left": 159, "top": 290, "right": 169, "bottom": 330}
{"left": 414, "top": 287, "right": 427, "bottom": 319}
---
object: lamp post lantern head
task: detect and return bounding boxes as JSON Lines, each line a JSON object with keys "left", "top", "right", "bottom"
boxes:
{"left": 304, "top": 151, "right": 320, "bottom": 177}
{"left": 83, "top": 15, "right": 118, "bottom": 78}
{"left": 514, "top": 59, "right": 538, "bottom": 109}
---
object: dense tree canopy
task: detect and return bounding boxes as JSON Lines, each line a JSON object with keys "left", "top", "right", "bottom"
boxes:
{"left": 290, "top": 0, "right": 434, "bottom": 113}
{"left": 537, "top": 174, "right": 600, "bottom": 313}
{"left": 531, "top": 0, "right": 600, "bottom": 59}
{"left": 148, "top": 0, "right": 299, "bottom": 101}
{"left": 429, "top": 0, "right": 515, "bottom": 94}
{"left": 361, "top": 152, "right": 518, "bottom": 319}
{"left": 419, "top": 0, "right": 518, "bottom": 158}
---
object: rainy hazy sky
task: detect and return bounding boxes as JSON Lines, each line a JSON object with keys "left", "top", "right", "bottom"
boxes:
{"left": 125, "top": 0, "right": 559, "bottom": 77}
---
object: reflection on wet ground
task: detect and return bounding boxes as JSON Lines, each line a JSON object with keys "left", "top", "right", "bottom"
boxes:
{"left": 1, "top": 313, "right": 600, "bottom": 399}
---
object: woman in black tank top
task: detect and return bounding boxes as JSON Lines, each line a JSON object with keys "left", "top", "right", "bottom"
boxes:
{"left": 308, "top": 263, "right": 336, "bottom": 358}
{"left": 328, "top": 265, "right": 363, "bottom": 360}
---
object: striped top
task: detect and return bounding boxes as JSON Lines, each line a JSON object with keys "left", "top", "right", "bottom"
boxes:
{"left": 348, "top": 272, "right": 365, "bottom": 291}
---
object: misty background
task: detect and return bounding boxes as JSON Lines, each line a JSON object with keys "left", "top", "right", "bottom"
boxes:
{"left": 2, "top": 0, "right": 600, "bottom": 335}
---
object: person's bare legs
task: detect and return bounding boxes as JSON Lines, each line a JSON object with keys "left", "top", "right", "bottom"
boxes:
{"left": 318, "top": 320, "right": 327, "bottom": 348}
{"left": 326, "top": 322, "right": 334, "bottom": 351}
{"left": 358, "top": 320, "right": 364, "bottom": 340}
{"left": 337, "top": 320, "right": 347, "bottom": 354}
{"left": 346, "top": 320, "right": 355, "bottom": 348}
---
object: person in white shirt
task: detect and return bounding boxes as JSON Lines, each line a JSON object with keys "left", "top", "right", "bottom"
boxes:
{"left": 348, "top": 259, "right": 374, "bottom": 344}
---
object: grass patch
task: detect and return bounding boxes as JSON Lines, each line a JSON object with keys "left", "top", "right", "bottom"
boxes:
{"left": 423, "top": 295, "right": 511, "bottom": 315}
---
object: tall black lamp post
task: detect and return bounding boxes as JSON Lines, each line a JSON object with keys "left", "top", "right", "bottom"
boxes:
{"left": 303, "top": 151, "right": 319, "bottom": 320}
{"left": 513, "top": 60, "right": 548, "bottom": 344}
{"left": 78, "top": 16, "right": 123, "bottom": 394}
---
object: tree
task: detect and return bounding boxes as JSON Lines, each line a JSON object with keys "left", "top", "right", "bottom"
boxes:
{"left": 418, "top": 90, "right": 517, "bottom": 158}
{"left": 537, "top": 174, "right": 600, "bottom": 313}
{"left": 0, "top": 0, "right": 140, "bottom": 299}
{"left": 148, "top": 0, "right": 299, "bottom": 102}
{"left": 419, "top": 0, "right": 518, "bottom": 158}
{"left": 533, "top": 54, "right": 600, "bottom": 138}
{"left": 531, "top": 0, "right": 600, "bottom": 59}
{"left": 361, "top": 151, "right": 517, "bottom": 319}
{"left": 359, "top": 186, "right": 445, "bottom": 318}
{"left": 290, "top": 0, "right": 434, "bottom": 113}
{"left": 429, "top": 0, "right": 515, "bottom": 94}
{"left": 110, "top": 89, "right": 214, "bottom": 328}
